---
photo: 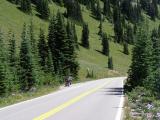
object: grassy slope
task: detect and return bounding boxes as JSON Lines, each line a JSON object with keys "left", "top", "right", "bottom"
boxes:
{"left": 0, "top": 0, "right": 131, "bottom": 81}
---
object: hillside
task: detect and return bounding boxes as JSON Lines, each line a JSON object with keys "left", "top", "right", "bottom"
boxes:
{"left": 0, "top": 0, "right": 132, "bottom": 81}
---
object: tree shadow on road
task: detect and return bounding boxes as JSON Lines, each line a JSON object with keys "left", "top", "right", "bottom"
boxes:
{"left": 101, "top": 87, "right": 124, "bottom": 96}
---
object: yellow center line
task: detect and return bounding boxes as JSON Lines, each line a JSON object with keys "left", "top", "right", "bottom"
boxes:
{"left": 33, "top": 80, "right": 111, "bottom": 120}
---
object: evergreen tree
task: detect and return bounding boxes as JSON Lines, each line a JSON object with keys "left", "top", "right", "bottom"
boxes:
{"left": 145, "top": 29, "right": 160, "bottom": 95}
{"left": 45, "top": 49, "right": 54, "bottom": 73}
{"left": 127, "top": 23, "right": 151, "bottom": 89}
{"left": 48, "top": 14, "right": 57, "bottom": 73}
{"left": 81, "top": 23, "right": 89, "bottom": 49}
{"left": 8, "top": 32, "right": 17, "bottom": 68}
{"left": 19, "top": 24, "right": 36, "bottom": 91}
{"left": 123, "top": 42, "right": 129, "bottom": 55}
{"left": 113, "top": 5, "right": 123, "bottom": 43}
{"left": 158, "top": 24, "right": 160, "bottom": 37}
{"left": 66, "top": 0, "right": 83, "bottom": 22}
{"left": 102, "top": 33, "right": 109, "bottom": 56}
{"left": 0, "top": 31, "right": 6, "bottom": 96}
{"left": 108, "top": 56, "right": 113, "bottom": 70}
{"left": 98, "top": 19, "right": 103, "bottom": 37}
{"left": 37, "top": 0, "right": 50, "bottom": 20}
{"left": 20, "top": 0, "right": 32, "bottom": 13}
{"left": 91, "top": 0, "right": 101, "bottom": 20}
{"left": 72, "top": 23, "right": 79, "bottom": 49}
{"left": 126, "top": 24, "right": 134, "bottom": 44}
{"left": 65, "top": 21, "right": 79, "bottom": 78}
{"left": 8, "top": 31, "right": 18, "bottom": 92}
{"left": 29, "top": 21, "right": 36, "bottom": 53}
{"left": 103, "top": 0, "right": 111, "bottom": 19}
{"left": 55, "top": 11, "right": 69, "bottom": 75}
{"left": 38, "top": 28, "right": 48, "bottom": 69}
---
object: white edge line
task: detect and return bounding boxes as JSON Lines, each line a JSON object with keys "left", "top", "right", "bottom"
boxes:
{"left": 115, "top": 79, "right": 125, "bottom": 120}
{"left": 0, "top": 77, "right": 126, "bottom": 112}
{"left": 0, "top": 77, "right": 125, "bottom": 111}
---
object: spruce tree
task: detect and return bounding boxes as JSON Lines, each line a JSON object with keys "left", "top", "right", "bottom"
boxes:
{"left": 127, "top": 23, "right": 151, "bottom": 89}
{"left": 91, "top": 0, "right": 101, "bottom": 20}
{"left": 37, "top": 0, "right": 50, "bottom": 20}
{"left": 158, "top": 24, "right": 160, "bottom": 37}
{"left": 126, "top": 24, "right": 134, "bottom": 44}
{"left": 19, "top": 24, "right": 36, "bottom": 91}
{"left": 20, "top": 0, "right": 32, "bottom": 13}
{"left": 66, "top": 21, "right": 79, "bottom": 78}
{"left": 81, "top": 23, "right": 89, "bottom": 49}
{"left": 113, "top": 5, "right": 123, "bottom": 43}
{"left": 0, "top": 31, "right": 6, "bottom": 96}
{"left": 145, "top": 29, "right": 160, "bottom": 95}
{"left": 38, "top": 28, "right": 48, "bottom": 69}
{"left": 66, "top": 0, "right": 83, "bottom": 22}
{"left": 72, "top": 23, "right": 79, "bottom": 49}
{"left": 48, "top": 14, "right": 57, "bottom": 73}
{"left": 8, "top": 31, "right": 18, "bottom": 92}
{"left": 45, "top": 49, "right": 54, "bottom": 73}
{"left": 103, "top": 0, "right": 111, "bottom": 19}
{"left": 102, "top": 33, "right": 109, "bottom": 56}
{"left": 123, "top": 42, "right": 129, "bottom": 55}
{"left": 29, "top": 21, "right": 36, "bottom": 53}
{"left": 8, "top": 32, "right": 17, "bottom": 68}
{"left": 108, "top": 56, "right": 113, "bottom": 70}
{"left": 98, "top": 19, "right": 103, "bottom": 37}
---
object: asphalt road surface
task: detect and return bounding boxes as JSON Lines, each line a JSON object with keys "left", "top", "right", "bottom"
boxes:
{"left": 0, "top": 77, "right": 126, "bottom": 120}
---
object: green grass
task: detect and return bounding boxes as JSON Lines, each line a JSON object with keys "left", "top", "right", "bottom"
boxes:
{"left": 0, "top": 0, "right": 133, "bottom": 107}
{"left": 0, "top": 0, "right": 132, "bottom": 80}
{"left": 0, "top": 85, "right": 59, "bottom": 108}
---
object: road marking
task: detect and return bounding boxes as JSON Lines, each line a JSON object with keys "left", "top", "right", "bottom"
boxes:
{"left": 33, "top": 80, "right": 111, "bottom": 120}
{"left": 115, "top": 79, "right": 125, "bottom": 120}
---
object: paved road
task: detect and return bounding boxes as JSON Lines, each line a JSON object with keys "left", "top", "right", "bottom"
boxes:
{"left": 0, "top": 77, "right": 126, "bottom": 120}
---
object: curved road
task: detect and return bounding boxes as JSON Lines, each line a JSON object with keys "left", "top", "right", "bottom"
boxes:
{"left": 0, "top": 77, "right": 126, "bottom": 120}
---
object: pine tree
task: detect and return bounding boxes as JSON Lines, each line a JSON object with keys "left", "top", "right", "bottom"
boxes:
{"left": 123, "top": 42, "right": 129, "bottom": 55}
{"left": 127, "top": 23, "right": 151, "bottom": 89}
{"left": 103, "top": 0, "right": 111, "bottom": 19}
{"left": 38, "top": 28, "right": 48, "bottom": 69}
{"left": 8, "top": 32, "right": 17, "bottom": 68}
{"left": 48, "top": 14, "right": 57, "bottom": 73}
{"left": 108, "top": 56, "right": 113, "bottom": 70}
{"left": 66, "top": 21, "right": 79, "bottom": 78}
{"left": 98, "top": 19, "right": 103, "bottom": 37}
{"left": 91, "top": 0, "right": 101, "bottom": 20}
{"left": 81, "top": 23, "right": 89, "bottom": 49}
{"left": 0, "top": 31, "right": 6, "bottom": 96}
{"left": 55, "top": 11, "right": 69, "bottom": 75}
{"left": 102, "top": 33, "right": 109, "bottom": 56}
{"left": 45, "top": 49, "right": 54, "bottom": 73}
{"left": 66, "top": 0, "right": 83, "bottom": 22}
{"left": 72, "top": 23, "right": 79, "bottom": 49}
{"left": 158, "top": 24, "right": 160, "bottom": 37}
{"left": 113, "top": 5, "right": 123, "bottom": 43}
{"left": 126, "top": 24, "right": 134, "bottom": 44}
{"left": 145, "top": 29, "right": 160, "bottom": 95}
{"left": 19, "top": 24, "right": 36, "bottom": 91}
{"left": 20, "top": 0, "right": 32, "bottom": 13}
{"left": 29, "top": 21, "right": 36, "bottom": 53}
{"left": 8, "top": 31, "right": 18, "bottom": 92}
{"left": 37, "top": 0, "right": 50, "bottom": 20}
